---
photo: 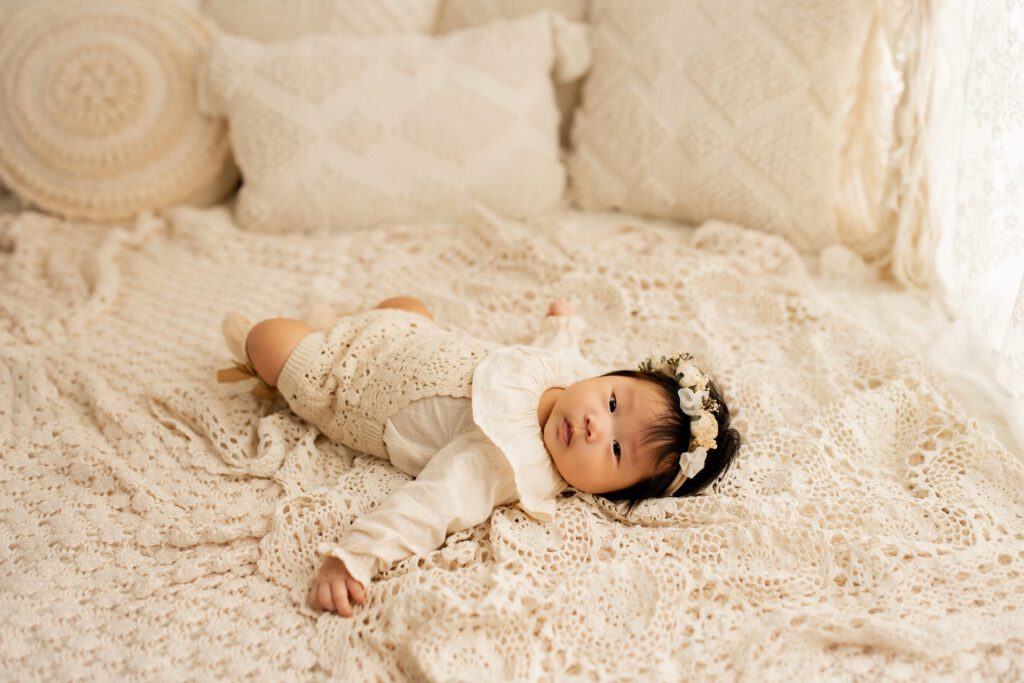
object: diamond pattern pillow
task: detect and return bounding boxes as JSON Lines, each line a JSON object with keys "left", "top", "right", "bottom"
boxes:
{"left": 568, "top": 0, "right": 901, "bottom": 253}
{"left": 203, "top": 0, "right": 440, "bottom": 41}
{"left": 198, "top": 10, "right": 589, "bottom": 233}
{"left": 434, "top": 0, "right": 591, "bottom": 147}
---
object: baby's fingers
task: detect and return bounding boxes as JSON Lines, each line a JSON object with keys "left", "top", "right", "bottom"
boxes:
{"left": 314, "top": 581, "right": 335, "bottom": 612}
{"left": 346, "top": 577, "right": 366, "bottom": 605}
{"left": 547, "top": 299, "right": 574, "bottom": 317}
{"left": 330, "top": 579, "right": 354, "bottom": 617}
{"left": 308, "top": 583, "right": 319, "bottom": 610}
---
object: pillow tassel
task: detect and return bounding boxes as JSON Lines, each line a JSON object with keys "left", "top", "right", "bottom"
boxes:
{"left": 549, "top": 10, "right": 591, "bottom": 83}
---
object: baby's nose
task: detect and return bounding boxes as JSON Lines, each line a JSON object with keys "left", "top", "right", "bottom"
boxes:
{"left": 585, "top": 414, "right": 600, "bottom": 441}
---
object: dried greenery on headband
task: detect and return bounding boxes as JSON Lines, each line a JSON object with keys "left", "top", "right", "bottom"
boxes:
{"left": 638, "top": 353, "right": 720, "bottom": 495}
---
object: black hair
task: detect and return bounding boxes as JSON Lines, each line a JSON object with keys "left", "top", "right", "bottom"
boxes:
{"left": 597, "top": 369, "right": 741, "bottom": 515}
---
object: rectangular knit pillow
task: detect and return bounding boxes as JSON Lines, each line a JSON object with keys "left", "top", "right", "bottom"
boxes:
{"left": 567, "top": 0, "right": 903, "bottom": 253}
{"left": 434, "top": 0, "right": 591, "bottom": 146}
{"left": 198, "top": 10, "right": 590, "bottom": 233}
{"left": 203, "top": 0, "right": 440, "bottom": 41}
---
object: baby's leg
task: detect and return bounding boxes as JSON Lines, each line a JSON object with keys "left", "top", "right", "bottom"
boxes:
{"left": 246, "top": 319, "right": 313, "bottom": 386}
{"left": 374, "top": 296, "right": 432, "bottom": 320}
{"left": 245, "top": 298, "right": 425, "bottom": 387}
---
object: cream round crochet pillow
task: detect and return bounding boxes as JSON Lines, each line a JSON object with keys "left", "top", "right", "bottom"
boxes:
{"left": 0, "top": 0, "right": 238, "bottom": 223}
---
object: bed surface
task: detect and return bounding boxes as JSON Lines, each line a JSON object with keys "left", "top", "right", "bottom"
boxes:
{"left": 559, "top": 210, "right": 1024, "bottom": 464}
{"left": 1, "top": 202, "right": 1022, "bottom": 680}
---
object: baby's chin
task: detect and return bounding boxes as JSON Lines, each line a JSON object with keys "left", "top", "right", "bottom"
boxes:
{"left": 540, "top": 416, "right": 560, "bottom": 463}
{"left": 541, "top": 417, "right": 572, "bottom": 481}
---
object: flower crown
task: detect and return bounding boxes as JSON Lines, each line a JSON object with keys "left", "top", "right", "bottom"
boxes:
{"left": 638, "top": 352, "right": 720, "bottom": 496}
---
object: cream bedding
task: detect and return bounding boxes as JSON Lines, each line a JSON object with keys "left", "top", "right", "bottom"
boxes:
{"left": 1, "top": 205, "right": 1022, "bottom": 680}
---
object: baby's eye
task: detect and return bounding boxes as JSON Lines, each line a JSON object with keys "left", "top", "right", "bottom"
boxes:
{"left": 612, "top": 441, "right": 621, "bottom": 460}
{"left": 608, "top": 394, "right": 617, "bottom": 413}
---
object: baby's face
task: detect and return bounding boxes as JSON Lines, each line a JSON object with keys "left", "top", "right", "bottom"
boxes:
{"left": 541, "top": 375, "right": 669, "bottom": 494}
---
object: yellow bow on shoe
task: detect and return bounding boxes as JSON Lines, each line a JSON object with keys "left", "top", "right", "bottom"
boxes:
{"left": 216, "top": 361, "right": 279, "bottom": 401}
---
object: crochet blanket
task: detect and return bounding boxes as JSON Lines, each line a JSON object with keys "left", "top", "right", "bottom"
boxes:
{"left": 1, "top": 205, "right": 1022, "bottom": 681}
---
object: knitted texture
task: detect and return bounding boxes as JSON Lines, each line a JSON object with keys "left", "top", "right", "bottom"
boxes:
{"left": 568, "top": 0, "right": 904, "bottom": 255}
{"left": 197, "top": 10, "right": 590, "bottom": 233}
{"left": 435, "top": 0, "right": 587, "bottom": 29}
{"left": 203, "top": 0, "right": 440, "bottom": 41}
{"left": 432, "top": 0, "right": 591, "bottom": 146}
{"left": 0, "top": 0, "right": 238, "bottom": 223}
{"left": 278, "top": 309, "right": 498, "bottom": 460}
{"left": 1, "top": 205, "right": 1022, "bottom": 680}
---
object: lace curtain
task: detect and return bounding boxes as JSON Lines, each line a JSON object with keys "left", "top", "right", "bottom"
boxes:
{"left": 932, "top": 0, "right": 1024, "bottom": 398}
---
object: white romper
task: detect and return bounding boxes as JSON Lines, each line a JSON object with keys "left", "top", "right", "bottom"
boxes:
{"left": 276, "top": 311, "right": 594, "bottom": 588}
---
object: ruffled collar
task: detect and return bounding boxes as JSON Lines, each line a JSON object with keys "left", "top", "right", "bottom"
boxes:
{"left": 472, "top": 344, "right": 595, "bottom": 521}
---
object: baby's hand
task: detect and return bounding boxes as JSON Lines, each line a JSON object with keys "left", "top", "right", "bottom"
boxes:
{"left": 547, "top": 299, "right": 574, "bottom": 317}
{"left": 308, "top": 555, "right": 365, "bottom": 617}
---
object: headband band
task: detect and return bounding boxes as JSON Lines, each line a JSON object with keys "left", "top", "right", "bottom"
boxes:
{"left": 638, "top": 353, "right": 720, "bottom": 496}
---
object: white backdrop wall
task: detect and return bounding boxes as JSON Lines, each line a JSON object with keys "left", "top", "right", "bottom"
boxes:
{"left": 934, "top": 0, "right": 1024, "bottom": 398}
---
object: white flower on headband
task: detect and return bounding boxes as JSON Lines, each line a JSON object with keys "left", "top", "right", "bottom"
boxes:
{"left": 681, "top": 447, "right": 707, "bottom": 479}
{"left": 691, "top": 412, "right": 719, "bottom": 449}
{"left": 677, "top": 362, "right": 703, "bottom": 388}
{"left": 639, "top": 351, "right": 724, "bottom": 495}
{"left": 676, "top": 386, "right": 704, "bottom": 416}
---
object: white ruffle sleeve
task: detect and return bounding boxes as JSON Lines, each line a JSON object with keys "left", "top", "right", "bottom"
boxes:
{"left": 318, "top": 429, "right": 518, "bottom": 588}
{"left": 317, "top": 315, "right": 593, "bottom": 587}
{"left": 472, "top": 315, "right": 595, "bottom": 521}
{"left": 530, "top": 314, "right": 585, "bottom": 350}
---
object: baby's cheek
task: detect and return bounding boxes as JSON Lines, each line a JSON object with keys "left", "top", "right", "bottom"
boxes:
{"left": 550, "top": 451, "right": 578, "bottom": 487}
{"left": 562, "top": 458, "right": 607, "bottom": 494}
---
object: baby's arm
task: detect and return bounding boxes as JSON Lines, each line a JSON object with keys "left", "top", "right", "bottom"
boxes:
{"left": 309, "top": 555, "right": 365, "bottom": 617}
{"left": 308, "top": 431, "right": 517, "bottom": 616}
{"left": 531, "top": 299, "right": 585, "bottom": 350}
{"left": 547, "top": 299, "right": 574, "bottom": 317}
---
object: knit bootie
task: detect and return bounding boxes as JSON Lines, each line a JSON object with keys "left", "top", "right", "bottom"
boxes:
{"left": 216, "top": 312, "right": 279, "bottom": 401}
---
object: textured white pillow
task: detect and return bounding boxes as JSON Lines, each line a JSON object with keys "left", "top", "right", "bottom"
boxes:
{"left": 203, "top": 0, "right": 441, "bottom": 41}
{"left": 435, "top": 0, "right": 588, "bottom": 29}
{"left": 568, "top": 0, "right": 902, "bottom": 253}
{"left": 434, "top": 0, "right": 590, "bottom": 147}
{"left": 0, "top": 0, "right": 237, "bottom": 223}
{"left": 198, "top": 10, "right": 590, "bottom": 233}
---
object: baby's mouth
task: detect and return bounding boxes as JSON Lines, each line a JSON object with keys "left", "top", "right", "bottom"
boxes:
{"left": 561, "top": 419, "right": 572, "bottom": 446}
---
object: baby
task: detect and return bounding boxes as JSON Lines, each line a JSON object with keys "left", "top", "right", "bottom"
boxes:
{"left": 217, "top": 296, "right": 740, "bottom": 617}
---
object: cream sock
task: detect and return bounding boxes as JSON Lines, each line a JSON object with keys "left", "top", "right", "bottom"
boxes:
{"left": 221, "top": 311, "right": 253, "bottom": 365}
